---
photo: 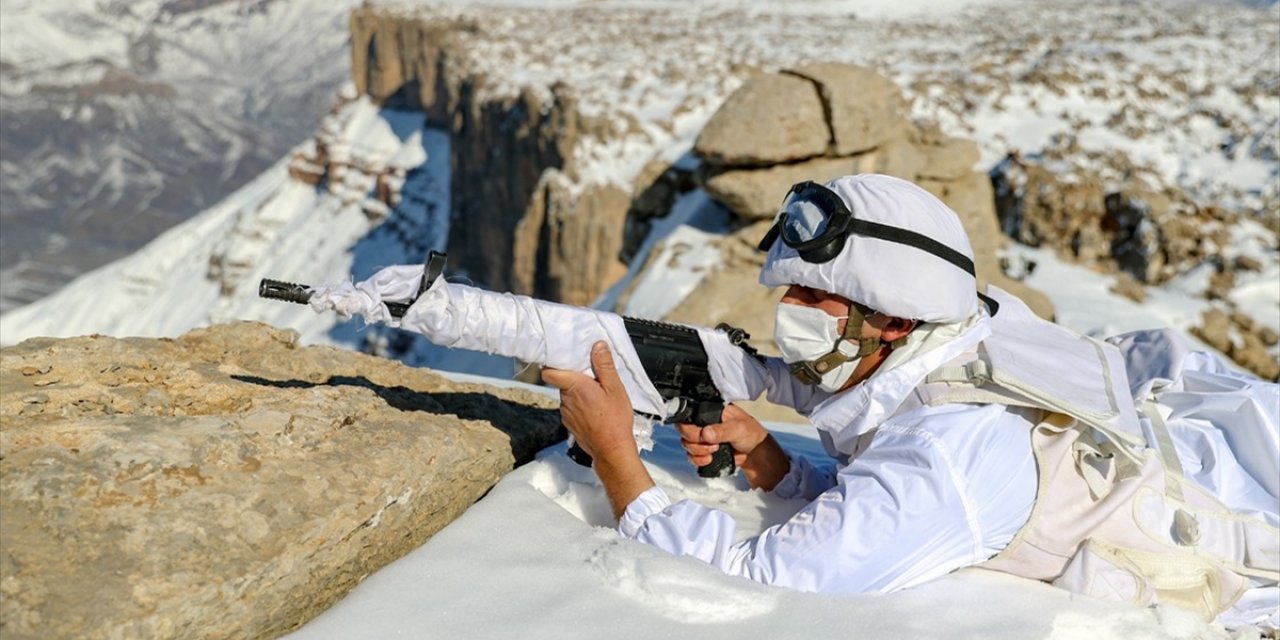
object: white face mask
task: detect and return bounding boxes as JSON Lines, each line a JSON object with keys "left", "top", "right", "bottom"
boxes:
{"left": 773, "top": 302, "right": 860, "bottom": 392}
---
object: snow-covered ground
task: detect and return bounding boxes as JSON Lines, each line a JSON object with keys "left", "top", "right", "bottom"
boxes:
{"left": 0, "top": 97, "right": 413, "bottom": 345}
{"left": 284, "top": 376, "right": 1247, "bottom": 640}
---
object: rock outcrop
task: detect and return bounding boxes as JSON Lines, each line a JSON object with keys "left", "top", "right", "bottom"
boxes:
{"left": 1190, "top": 307, "right": 1280, "bottom": 381}
{"left": 991, "top": 153, "right": 1278, "bottom": 380}
{"left": 348, "top": 10, "right": 627, "bottom": 306}
{"left": 990, "top": 153, "right": 1232, "bottom": 287}
{"left": 693, "top": 73, "right": 831, "bottom": 166}
{"left": 690, "top": 64, "right": 1054, "bottom": 322}
{"left": 0, "top": 322, "right": 563, "bottom": 639}
{"left": 344, "top": 9, "right": 1056, "bottom": 324}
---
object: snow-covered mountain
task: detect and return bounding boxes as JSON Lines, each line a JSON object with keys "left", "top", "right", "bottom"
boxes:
{"left": 0, "top": 91, "right": 524, "bottom": 376}
{"left": 0, "top": 0, "right": 360, "bottom": 313}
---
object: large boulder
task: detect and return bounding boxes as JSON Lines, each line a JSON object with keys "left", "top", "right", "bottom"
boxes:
{"left": 693, "top": 74, "right": 830, "bottom": 167}
{"left": 786, "top": 63, "right": 910, "bottom": 156}
{"left": 685, "top": 63, "right": 1056, "bottom": 331}
{"left": 0, "top": 322, "right": 562, "bottom": 639}
{"left": 702, "top": 155, "right": 876, "bottom": 221}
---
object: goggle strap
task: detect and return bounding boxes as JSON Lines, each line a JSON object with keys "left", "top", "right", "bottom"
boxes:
{"left": 756, "top": 214, "right": 976, "bottom": 278}
{"left": 849, "top": 218, "right": 976, "bottom": 277}
{"left": 756, "top": 223, "right": 781, "bottom": 252}
{"left": 977, "top": 291, "right": 1001, "bottom": 317}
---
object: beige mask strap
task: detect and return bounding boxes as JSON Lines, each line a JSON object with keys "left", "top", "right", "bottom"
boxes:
{"left": 789, "top": 303, "right": 890, "bottom": 385}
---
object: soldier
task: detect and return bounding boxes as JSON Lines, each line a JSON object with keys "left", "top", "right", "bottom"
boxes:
{"left": 543, "top": 174, "right": 1278, "bottom": 630}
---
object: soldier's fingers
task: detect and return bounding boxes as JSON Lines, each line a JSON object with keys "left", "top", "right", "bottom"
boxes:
{"left": 541, "top": 368, "right": 585, "bottom": 391}
{"left": 681, "top": 441, "right": 719, "bottom": 457}
{"left": 675, "top": 422, "right": 704, "bottom": 441}
{"left": 589, "top": 342, "right": 627, "bottom": 396}
{"left": 686, "top": 452, "right": 712, "bottom": 467}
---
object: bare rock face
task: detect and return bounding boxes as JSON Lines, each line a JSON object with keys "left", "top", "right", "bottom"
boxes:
{"left": 693, "top": 74, "right": 830, "bottom": 167}
{"left": 990, "top": 154, "right": 1234, "bottom": 287}
{"left": 513, "top": 171, "right": 633, "bottom": 305}
{"left": 989, "top": 153, "right": 1277, "bottom": 380}
{"left": 786, "top": 63, "right": 910, "bottom": 156}
{"left": 348, "top": 10, "right": 624, "bottom": 307}
{"left": 1191, "top": 308, "right": 1280, "bottom": 381}
{"left": 0, "top": 322, "right": 562, "bottom": 639}
{"left": 915, "top": 124, "right": 981, "bottom": 181}
{"left": 918, "top": 174, "right": 1055, "bottom": 320}
{"left": 702, "top": 156, "right": 876, "bottom": 221}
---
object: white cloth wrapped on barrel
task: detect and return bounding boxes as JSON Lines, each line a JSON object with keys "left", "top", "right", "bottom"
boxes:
{"left": 307, "top": 263, "right": 670, "bottom": 444}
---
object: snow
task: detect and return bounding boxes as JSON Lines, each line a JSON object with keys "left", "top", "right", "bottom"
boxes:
{"left": 285, "top": 378, "right": 1240, "bottom": 640}
{"left": 1225, "top": 220, "right": 1280, "bottom": 333}
{"left": 594, "top": 189, "right": 733, "bottom": 317}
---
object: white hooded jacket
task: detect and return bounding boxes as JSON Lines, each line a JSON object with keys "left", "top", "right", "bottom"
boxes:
{"left": 621, "top": 297, "right": 1278, "bottom": 628}
{"left": 622, "top": 173, "right": 1277, "bottom": 625}
{"left": 620, "top": 307, "right": 1044, "bottom": 594}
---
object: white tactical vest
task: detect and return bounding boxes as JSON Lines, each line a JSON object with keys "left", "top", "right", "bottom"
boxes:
{"left": 918, "top": 288, "right": 1279, "bottom": 621}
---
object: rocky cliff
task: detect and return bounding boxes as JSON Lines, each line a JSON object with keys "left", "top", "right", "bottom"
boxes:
{"left": 347, "top": 9, "right": 630, "bottom": 306}
{"left": 318, "top": 4, "right": 1280, "bottom": 385}
{"left": 0, "top": 322, "right": 563, "bottom": 639}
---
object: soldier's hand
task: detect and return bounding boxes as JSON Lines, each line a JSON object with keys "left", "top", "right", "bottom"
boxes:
{"left": 542, "top": 341, "right": 636, "bottom": 464}
{"left": 676, "top": 403, "right": 768, "bottom": 469}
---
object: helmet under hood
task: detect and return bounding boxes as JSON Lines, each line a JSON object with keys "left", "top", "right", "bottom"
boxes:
{"left": 758, "top": 174, "right": 979, "bottom": 324}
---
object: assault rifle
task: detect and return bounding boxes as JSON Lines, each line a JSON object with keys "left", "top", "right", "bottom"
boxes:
{"left": 259, "top": 251, "right": 759, "bottom": 478}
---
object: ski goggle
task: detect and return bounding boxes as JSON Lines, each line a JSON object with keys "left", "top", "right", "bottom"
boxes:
{"left": 756, "top": 181, "right": 977, "bottom": 277}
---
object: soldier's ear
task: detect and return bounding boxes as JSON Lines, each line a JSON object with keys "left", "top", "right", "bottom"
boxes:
{"left": 880, "top": 317, "right": 918, "bottom": 345}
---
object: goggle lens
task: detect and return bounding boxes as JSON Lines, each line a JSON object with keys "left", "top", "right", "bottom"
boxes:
{"left": 761, "top": 180, "right": 977, "bottom": 274}
{"left": 779, "top": 197, "right": 831, "bottom": 245}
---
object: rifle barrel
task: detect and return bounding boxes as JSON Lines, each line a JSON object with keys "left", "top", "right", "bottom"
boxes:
{"left": 257, "top": 278, "right": 411, "bottom": 318}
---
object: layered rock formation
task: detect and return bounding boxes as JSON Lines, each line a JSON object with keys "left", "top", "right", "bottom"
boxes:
{"left": 694, "top": 64, "right": 1047, "bottom": 312}
{"left": 0, "top": 322, "right": 563, "bottom": 639}
{"left": 347, "top": 9, "right": 629, "bottom": 306}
